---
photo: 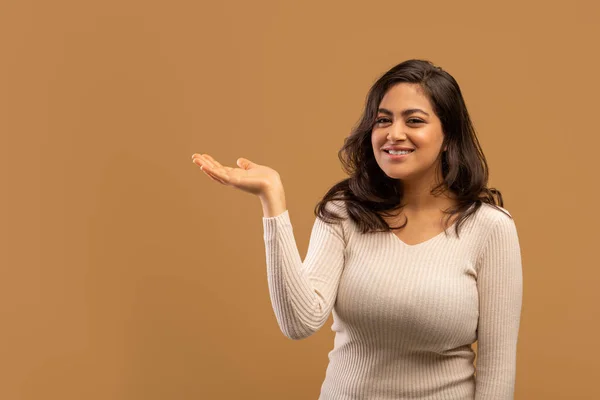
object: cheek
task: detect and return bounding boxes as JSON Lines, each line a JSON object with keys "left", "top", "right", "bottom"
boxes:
{"left": 371, "top": 131, "right": 383, "bottom": 149}
{"left": 412, "top": 131, "right": 443, "bottom": 149}
{"left": 371, "top": 129, "right": 381, "bottom": 141}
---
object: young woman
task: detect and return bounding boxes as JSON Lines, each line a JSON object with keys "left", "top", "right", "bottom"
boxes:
{"left": 192, "top": 59, "right": 523, "bottom": 399}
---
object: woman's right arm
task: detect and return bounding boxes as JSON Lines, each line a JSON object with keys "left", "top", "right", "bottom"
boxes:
{"left": 262, "top": 194, "right": 346, "bottom": 340}
{"left": 191, "top": 153, "right": 345, "bottom": 339}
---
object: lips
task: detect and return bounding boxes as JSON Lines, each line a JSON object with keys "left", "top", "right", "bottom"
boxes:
{"left": 383, "top": 148, "right": 414, "bottom": 161}
{"left": 383, "top": 149, "right": 415, "bottom": 154}
{"left": 382, "top": 146, "right": 415, "bottom": 152}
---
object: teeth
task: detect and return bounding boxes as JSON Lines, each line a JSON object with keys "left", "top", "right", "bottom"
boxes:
{"left": 387, "top": 150, "right": 412, "bottom": 155}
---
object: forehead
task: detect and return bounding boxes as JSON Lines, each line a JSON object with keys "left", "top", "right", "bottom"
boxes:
{"left": 379, "top": 83, "right": 432, "bottom": 111}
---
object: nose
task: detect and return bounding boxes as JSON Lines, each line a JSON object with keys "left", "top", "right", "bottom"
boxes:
{"left": 387, "top": 122, "right": 408, "bottom": 142}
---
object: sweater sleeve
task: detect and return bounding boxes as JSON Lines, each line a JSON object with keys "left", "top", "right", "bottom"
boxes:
{"left": 474, "top": 213, "right": 524, "bottom": 399}
{"left": 262, "top": 202, "right": 346, "bottom": 340}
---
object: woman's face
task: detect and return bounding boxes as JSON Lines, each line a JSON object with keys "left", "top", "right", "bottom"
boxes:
{"left": 371, "top": 82, "right": 446, "bottom": 183}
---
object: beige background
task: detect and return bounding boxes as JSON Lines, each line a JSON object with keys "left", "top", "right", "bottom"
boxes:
{"left": 1, "top": 0, "right": 599, "bottom": 399}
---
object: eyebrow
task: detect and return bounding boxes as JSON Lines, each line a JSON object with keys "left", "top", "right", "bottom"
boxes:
{"left": 377, "top": 107, "right": 430, "bottom": 117}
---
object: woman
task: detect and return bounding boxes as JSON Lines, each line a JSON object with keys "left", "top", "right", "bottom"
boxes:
{"left": 192, "top": 59, "right": 523, "bottom": 399}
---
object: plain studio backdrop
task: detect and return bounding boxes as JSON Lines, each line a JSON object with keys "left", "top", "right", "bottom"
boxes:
{"left": 1, "top": 0, "right": 598, "bottom": 399}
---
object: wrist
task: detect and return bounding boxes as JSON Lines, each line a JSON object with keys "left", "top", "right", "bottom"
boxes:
{"left": 260, "top": 187, "right": 287, "bottom": 218}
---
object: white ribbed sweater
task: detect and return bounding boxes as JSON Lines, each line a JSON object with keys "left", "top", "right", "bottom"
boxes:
{"left": 262, "top": 200, "right": 523, "bottom": 400}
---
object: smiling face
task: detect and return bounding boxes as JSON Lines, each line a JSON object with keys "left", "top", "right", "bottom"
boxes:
{"left": 371, "top": 82, "right": 447, "bottom": 184}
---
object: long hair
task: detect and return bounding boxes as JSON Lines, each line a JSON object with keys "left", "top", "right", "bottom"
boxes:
{"left": 314, "top": 59, "right": 509, "bottom": 237}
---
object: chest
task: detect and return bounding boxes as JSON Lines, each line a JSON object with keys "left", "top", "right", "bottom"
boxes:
{"left": 333, "top": 231, "right": 480, "bottom": 349}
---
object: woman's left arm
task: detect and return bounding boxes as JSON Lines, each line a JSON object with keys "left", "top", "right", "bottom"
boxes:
{"left": 474, "top": 214, "right": 524, "bottom": 399}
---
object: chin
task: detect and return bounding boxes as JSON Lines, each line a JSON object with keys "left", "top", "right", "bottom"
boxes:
{"left": 382, "top": 169, "right": 412, "bottom": 180}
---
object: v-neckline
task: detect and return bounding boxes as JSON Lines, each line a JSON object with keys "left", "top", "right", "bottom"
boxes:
{"left": 389, "top": 220, "right": 458, "bottom": 248}
{"left": 384, "top": 204, "right": 473, "bottom": 248}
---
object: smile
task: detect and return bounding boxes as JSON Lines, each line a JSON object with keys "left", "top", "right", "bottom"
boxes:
{"left": 383, "top": 149, "right": 413, "bottom": 160}
{"left": 384, "top": 149, "right": 414, "bottom": 155}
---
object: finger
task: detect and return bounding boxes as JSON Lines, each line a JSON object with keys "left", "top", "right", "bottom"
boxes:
{"left": 194, "top": 155, "right": 232, "bottom": 185}
{"left": 200, "top": 157, "right": 229, "bottom": 181}
{"left": 194, "top": 156, "right": 226, "bottom": 184}
{"left": 200, "top": 166, "right": 219, "bottom": 183}
{"left": 202, "top": 155, "right": 234, "bottom": 172}
{"left": 194, "top": 155, "right": 219, "bottom": 172}
{"left": 202, "top": 154, "right": 224, "bottom": 168}
{"left": 201, "top": 165, "right": 227, "bottom": 185}
{"left": 192, "top": 155, "right": 206, "bottom": 166}
{"left": 199, "top": 154, "right": 217, "bottom": 168}
{"left": 206, "top": 164, "right": 231, "bottom": 184}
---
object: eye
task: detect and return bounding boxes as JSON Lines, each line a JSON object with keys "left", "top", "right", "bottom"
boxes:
{"left": 407, "top": 118, "right": 424, "bottom": 124}
{"left": 375, "top": 117, "right": 391, "bottom": 125}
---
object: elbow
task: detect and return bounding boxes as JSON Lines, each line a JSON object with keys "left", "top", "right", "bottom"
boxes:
{"left": 279, "top": 323, "right": 319, "bottom": 341}
{"left": 272, "top": 305, "right": 328, "bottom": 340}
{"left": 284, "top": 331, "right": 314, "bottom": 341}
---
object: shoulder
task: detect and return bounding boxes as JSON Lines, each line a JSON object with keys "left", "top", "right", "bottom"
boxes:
{"left": 475, "top": 202, "right": 516, "bottom": 230}
{"left": 319, "top": 199, "right": 350, "bottom": 221}
{"left": 473, "top": 204, "right": 522, "bottom": 278}
{"left": 469, "top": 203, "right": 519, "bottom": 251}
{"left": 475, "top": 203, "right": 520, "bottom": 255}
{"left": 326, "top": 199, "right": 347, "bottom": 212}
{"left": 317, "top": 199, "right": 355, "bottom": 243}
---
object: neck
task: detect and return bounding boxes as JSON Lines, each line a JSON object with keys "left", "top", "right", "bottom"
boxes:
{"left": 399, "top": 175, "right": 455, "bottom": 212}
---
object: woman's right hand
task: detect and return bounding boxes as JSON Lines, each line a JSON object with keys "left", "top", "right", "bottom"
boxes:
{"left": 191, "top": 153, "right": 283, "bottom": 198}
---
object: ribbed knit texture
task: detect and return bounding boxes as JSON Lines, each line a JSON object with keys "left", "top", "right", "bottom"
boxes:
{"left": 262, "top": 200, "right": 523, "bottom": 400}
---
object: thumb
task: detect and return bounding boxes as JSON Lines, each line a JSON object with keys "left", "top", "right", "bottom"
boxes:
{"left": 236, "top": 157, "right": 257, "bottom": 170}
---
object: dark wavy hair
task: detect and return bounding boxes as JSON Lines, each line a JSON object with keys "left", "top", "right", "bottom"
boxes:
{"left": 314, "top": 59, "right": 509, "bottom": 237}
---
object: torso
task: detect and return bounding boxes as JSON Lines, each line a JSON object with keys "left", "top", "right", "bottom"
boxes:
{"left": 321, "top": 201, "right": 500, "bottom": 399}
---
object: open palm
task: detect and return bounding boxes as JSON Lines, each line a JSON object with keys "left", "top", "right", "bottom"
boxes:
{"left": 191, "top": 153, "right": 282, "bottom": 197}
